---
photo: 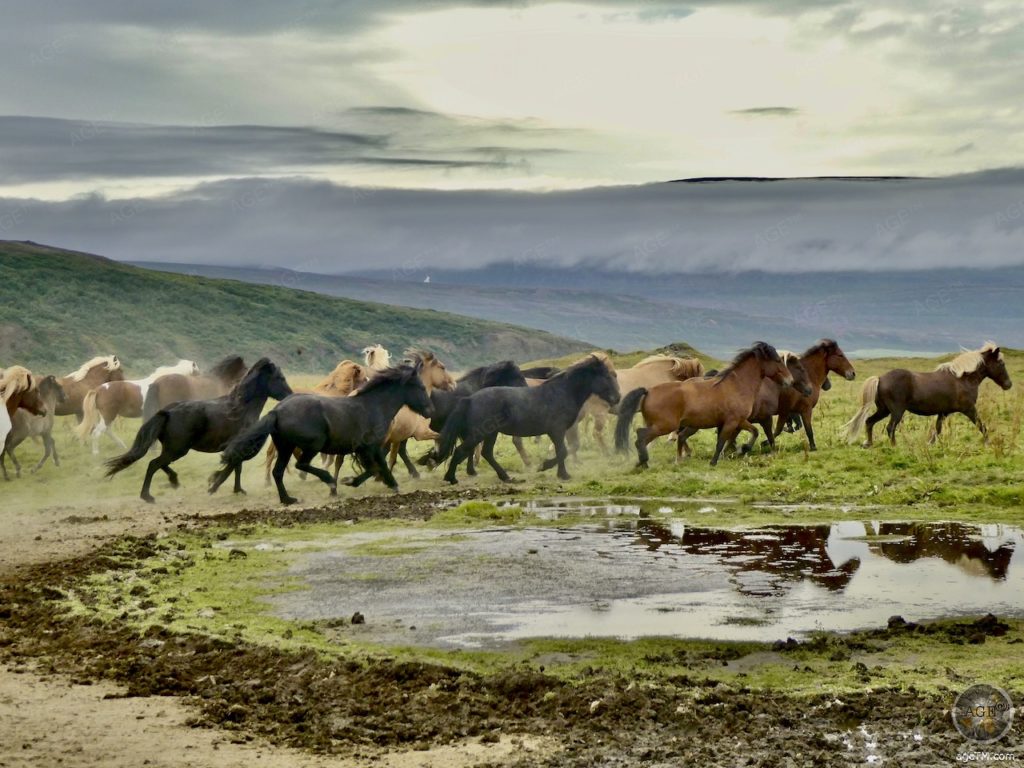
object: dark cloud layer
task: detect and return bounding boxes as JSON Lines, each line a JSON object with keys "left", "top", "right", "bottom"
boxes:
{"left": 5, "top": 170, "right": 1024, "bottom": 274}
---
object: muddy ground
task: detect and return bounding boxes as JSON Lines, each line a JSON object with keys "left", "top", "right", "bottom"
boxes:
{"left": 1, "top": 490, "right": 1021, "bottom": 766}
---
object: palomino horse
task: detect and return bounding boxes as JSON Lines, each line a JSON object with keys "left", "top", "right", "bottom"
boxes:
{"left": 615, "top": 342, "right": 794, "bottom": 466}
{"left": 845, "top": 342, "right": 1012, "bottom": 447}
{"left": 106, "top": 359, "right": 292, "bottom": 502}
{"left": 435, "top": 354, "right": 621, "bottom": 484}
{"left": 142, "top": 356, "right": 247, "bottom": 419}
{"left": 1, "top": 375, "right": 67, "bottom": 479}
{"left": 76, "top": 359, "right": 200, "bottom": 453}
{"left": 263, "top": 359, "right": 369, "bottom": 484}
{"left": 569, "top": 355, "right": 704, "bottom": 456}
{"left": 211, "top": 364, "right": 432, "bottom": 504}
{"left": 770, "top": 339, "right": 855, "bottom": 450}
{"left": 56, "top": 356, "right": 124, "bottom": 419}
{"left": 363, "top": 344, "right": 392, "bottom": 372}
{"left": 737, "top": 351, "right": 813, "bottom": 453}
{"left": 341, "top": 349, "right": 456, "bottom": 484}
{"left": 1, "top": 366, "right": 48, "bottom": 466}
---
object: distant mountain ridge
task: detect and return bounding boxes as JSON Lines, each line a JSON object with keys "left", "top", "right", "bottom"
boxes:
{"left": 130, "top": 261, "right": 1024, "bottom": 357}
{"left": 0, "top": 241, "right": 589, "bottom": 374}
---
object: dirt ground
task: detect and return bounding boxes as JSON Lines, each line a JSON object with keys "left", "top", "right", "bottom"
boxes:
{"left": 2, "top": 488, "right": 1021, "bottom": 767}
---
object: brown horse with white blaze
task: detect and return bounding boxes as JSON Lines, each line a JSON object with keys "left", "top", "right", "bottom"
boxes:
{"left": 844, "top": 342, "right": 1012, "bottom": 446}
{"left": 615, "top": 342, "right": 794, "bottom": 466}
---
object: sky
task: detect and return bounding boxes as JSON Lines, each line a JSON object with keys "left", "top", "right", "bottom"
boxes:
{"left": 2, "top": 1, "right": 1024, "bottom": 272}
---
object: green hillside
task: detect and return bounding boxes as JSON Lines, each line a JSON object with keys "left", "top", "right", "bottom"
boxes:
{"left": 0, "top": 241, "right": 588, "bottom": 374}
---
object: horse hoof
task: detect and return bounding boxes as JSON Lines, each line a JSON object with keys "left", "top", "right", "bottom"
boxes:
{"left": 234, "top": 488, "right": 246, "bottom": 495}
{"left": 861, "top": 442, "right": 872, "bottom": 449}
{"left": 446, "top": 478, "right": 458, "bottom": 485}
{"left": 141, "top": 494, "right": 155, "bottom": 504}
{"left": 329, "top": 485, "right": 338, "bottom": 496}
{"left": 281, "top": 496, "right": 298, "bottom": 505}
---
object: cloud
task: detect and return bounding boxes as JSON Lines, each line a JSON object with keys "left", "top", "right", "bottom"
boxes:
{"left": 731, "top": 107, "right": 801, "bottom": 117}
{"left": 5, "top": 170, "right": 1024, "bottom": 275}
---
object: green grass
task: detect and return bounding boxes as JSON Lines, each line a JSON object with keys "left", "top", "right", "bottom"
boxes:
{"left": 0, "top": 240, "right": 587, "bottom": 373}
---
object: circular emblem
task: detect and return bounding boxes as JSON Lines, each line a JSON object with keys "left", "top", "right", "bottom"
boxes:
{"left": 952, "top": 684, "right": 1014, "bottom": 743}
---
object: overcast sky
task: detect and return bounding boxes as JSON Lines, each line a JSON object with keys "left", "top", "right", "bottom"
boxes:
{"left": 2, "top": 1, "right": 1024, "bottom": 272}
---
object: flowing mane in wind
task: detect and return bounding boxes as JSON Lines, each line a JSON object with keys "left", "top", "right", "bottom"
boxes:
{"left": 936, "top": 342, "right": 1003, "bottom": 378}
{"left": 65, "top": 355, "right": 120, "bottom": 382}
{"left": 713, "top": 342, "right": 781, "bottom": 385}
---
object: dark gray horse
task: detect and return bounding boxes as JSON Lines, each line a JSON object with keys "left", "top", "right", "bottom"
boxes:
{"left": 434, "top": 354, "right": 620, "bottom": 484}
{"left": 106, "top": 358, "right": 292, "bottom": 502}
{"left": 210, "top": 363, "right": 432, "bottom": 504}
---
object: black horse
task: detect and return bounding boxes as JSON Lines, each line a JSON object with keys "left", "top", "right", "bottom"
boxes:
{"left": 434, "top": 354, "right": 620, "bottom": 484}
{"left": 106, "top": 358, "right": 292, "bottom": 502}
{"left": 520, "top": 365, "right": 561, "bottom": 379}
{"left": 419, "top": 360, "right": 531, "bottom": 474}
{"left": 210, "top": 363, "right": 432, "bottom": 504}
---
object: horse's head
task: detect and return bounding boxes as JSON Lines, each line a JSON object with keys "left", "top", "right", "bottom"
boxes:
{"left": 249, "top": 358, "right": 293, "bottom": 401}
{"left": 402, "top": 363, "right": 435, "bottom": 419}
{"left": 363, "top": 344, "right": 391, "bottom": 371}
{"left": 754, "top": 343, "right": 794, "bottom": 389}
{"left": 819, "top": 339, "right": 856, "bottom": 381}
{"left": 982, "top": 345, "right": 1013, "bottom": 390}
{"left": 39, "top": 375, "right": 68, "bottom": 406}
{"left": 780, "top": 352, "right": 813, "bottom": 397}
{"left": 406, "top": 349, "right": 455, "bottom": 392}
{"left": 584, "top": 354, "right": 621, "bottom": 406}
{"left": 19, "top": 374, "right": 47, "bottom": 416}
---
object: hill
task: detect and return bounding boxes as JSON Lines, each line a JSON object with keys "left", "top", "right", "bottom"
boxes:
{"left": 0, "top": 241, "right": 588, "bottom": 374}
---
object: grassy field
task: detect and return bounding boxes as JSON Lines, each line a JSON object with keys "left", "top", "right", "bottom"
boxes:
{"left": 3, "top": 347, "right": 1022, "bottom": 526}
{"left": 0, "top": 240, "right": 587, "bottom": 373}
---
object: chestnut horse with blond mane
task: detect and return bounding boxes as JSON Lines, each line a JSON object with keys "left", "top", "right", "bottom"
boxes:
{"left": 845, "top": 342, "right": 1011, "bottom": 446}
{"left": 55, "top": 355, "right": 124, "bottom": 419}
{"left": 1, "top": 366, "right": 48, "bottom": 464}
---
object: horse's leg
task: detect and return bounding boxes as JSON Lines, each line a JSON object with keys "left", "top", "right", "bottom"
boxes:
{"left": 50, "top": 435, "right": 60, "bottom": 467}
{"left": 710, "top": 424, "right": 739, "bottom": 466}
{"left": 799, "top": 406, "right": 817, "bottom": 451}
{"left": 513, "top": 436, "right": 531, "bottom": 469}
{"left": 467, "top": 443, "right": 480, "bottom": 476}
{"left": 962, "top": 406, "right": 988, "bottom": 442}
{"left": 550, "top": 431, "right": 571, "bottom": 481}
{"left": 929, "top": 415, "right": 945, "bottom": 444}
{"left": 232, "top": 464, "right": 246, "bottom": 495}
{"left": 481, "top": 433, "right": 513, "bottom": 482}
{"left": 675, "top": 426, "right": 698, "bottom": 462}
{"left": 863, "top": 406, "right": 890, "bottom": 448}
{"left": 161, "top": 462, "right": 180, "bottom": 488}
{"left": 366, "top": 445, "right": 399, "bottom": 491}
{"left": 6, "top": 446, "right": 21, "bottom": 478}
{"left": 295, "top": 449, "right": 338, "bottom": 494}
{"left": 444, "top": 441, "right": 475, "bottom": 484}
{"left": 634, "top": 426, "right": 652, "bottom": 468}
{"left": 271, "top": 443, "right": 298, "bottom": 505}
{"left": 737, "top": 419, "right": 759, "bottom": 456}
{"left": 104, "top": 418, "right": 127, "bottom": 451}
{"left": 396, "top": 440, "right": 420, "bottom": 479}
{"left": 33, "top": 434, "right": 54, "bottom": 472}
{"left": 140, "top": 445, "right": 182, "bottom": 503}
{"left": 0, "top": 451, "right": 8, "bottom": 481}
{"left": 885, "top": 408, "right": 905, "bottom": 446}
{"left": 565, "top": 421, "right": 580, "bottom": 461}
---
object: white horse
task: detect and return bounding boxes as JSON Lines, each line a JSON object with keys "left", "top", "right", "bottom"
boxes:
{"left": 362, "top": 344, "right": 392, "bottom": 372}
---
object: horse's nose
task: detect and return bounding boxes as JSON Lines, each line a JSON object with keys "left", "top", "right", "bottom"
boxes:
{"left": 845, "top": 370, "right": 856, "bottom": 381}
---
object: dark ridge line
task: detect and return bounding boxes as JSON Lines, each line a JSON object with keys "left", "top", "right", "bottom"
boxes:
{"left": 669, "top": 175, "right": 922, "bottom": 183}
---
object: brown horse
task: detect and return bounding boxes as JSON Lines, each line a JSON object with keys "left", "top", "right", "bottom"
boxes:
{"left": 55, "top": 355, "right": 124, "bottom": 419}
{"left": 142, "top": 356, "right": 247, "bottom": 419}
{"left": 738, "top": 351, "right": 814, "bottom": 452}
{"left": 1, "top": 366, "right": 48, "bottom": 462}
{"left": 615, "top": 342, "right": 794, "bottom": 466}
{"left": 845, "top": 342, "right": 1012, "bottom": 447}
{"left": 1, "top": 375, "right": 67, "bottom": 479}
{"left": 569, "top": 354, "right": 705, "bottom": 456}
{"left": 752, "top": 339, "right": 856, "bottom": 451}
{"left": 263, "top": 359, "right": 369, "bottom": 484}
{"left": 76, "top": 359, "right": 200, "bottom": 453}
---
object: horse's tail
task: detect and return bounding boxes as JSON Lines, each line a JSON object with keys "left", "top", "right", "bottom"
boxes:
{"left": 264, "top": 441, "right": 278, "bottom": 486}
{"left": 75, "top": 389, "right": 100, "bottom": 443}
{"left": 614, "top": 387, "right": 648, "bottom": 452}
{"left": 843, "top": 376, "right": 880, "bottom": 443}
{"left": 104, "top": 411, "right": 167, "bottom": 477}
{"left": 210, "top": 411, "right": 278, "bottom": 493}
{"left": 142, "top": 380, "right": 162, "bottom": 421}
{"left": 431, "top": 399, "right": 471, "bottom": 464}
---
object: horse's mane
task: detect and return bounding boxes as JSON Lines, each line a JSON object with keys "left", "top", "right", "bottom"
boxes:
{"left": 315, "top": 360, "right": 366, "bottom": 395}
{"left": 713, "top": 342, "right": 780, "bottom": 385}
{"left": 65, "top": 355, "right": 120, "bottom": 381}
{"left": 801, "top": 339, "right": 839, "bottom": 359}
{"left": 404, "top": 348, "right": 438, "bottom": 366}
{"left": 354, "top": 364, "right": 419, "bottom": 397}
{"left": 778, "top": 350, "right": 799, "bottom": 365}
{"left": 362, "top": 344, "right": 391, "bottom": 371}
{"left": 150, "top": 360, "right": 197, "bottom": 379}
{"left": 0, "top": 366, "right": 33, "bottom": 402}
{"left": 936, "top": 341, "right": 1002, "bottom": 378}
{"left": 551, "top": 353, "right": 613, "bottom": 381}
{"left": 230, "top": 358, "right": 275, "bottom": 402}
{"left": 635, "top": 354, "right": 704, "bottom": 379}
{"left": 209, "top": 355, "right": 246, "bottom": 380}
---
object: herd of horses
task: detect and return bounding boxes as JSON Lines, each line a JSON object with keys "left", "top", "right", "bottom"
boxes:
{"left": 0, "top": 339, "right": 1013, "bottom": 503}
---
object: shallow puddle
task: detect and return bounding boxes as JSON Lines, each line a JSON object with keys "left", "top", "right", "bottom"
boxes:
{"left": 266, "top": 503, "right": 1023, "bottom": 647}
